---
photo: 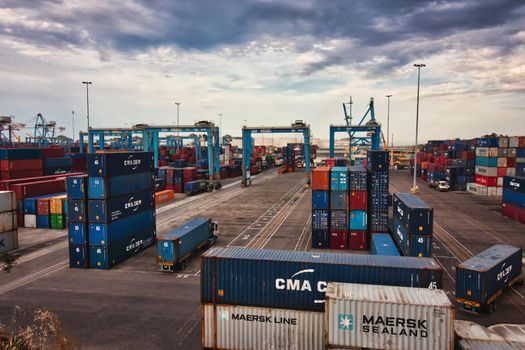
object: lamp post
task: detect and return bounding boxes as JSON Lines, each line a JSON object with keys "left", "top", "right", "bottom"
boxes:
{"left": 218, "top": 113, "right": 222, "bottom": 144}
{"left": 385, "top": 94, "right": 392, "bottom": 166}
{"left": 71, "top": 111, "right": 75, "bottom": 142}
{"left": 82, "top": 81, "right": 92, "bottom": 130}
{"left": 412, "top": 63, "right": 425, "bottom": 193}
{"left": 174, "top": 102, "right": 181, "bottom": 126}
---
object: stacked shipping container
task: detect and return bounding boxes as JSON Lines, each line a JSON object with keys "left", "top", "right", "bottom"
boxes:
{"left": 67, "top": 175, "right": 89, "bottom": 268}
{"left": 502, "top": 174, "right": 525, "bottom": 225}
{"left": 348, "top": 166, "right": 368, "bottom": 249}
{"left": 0, "top": 191, "right": 18, "bottom": 254}
{"left": 367, "top": 150, "right": 389, "bottom": 234}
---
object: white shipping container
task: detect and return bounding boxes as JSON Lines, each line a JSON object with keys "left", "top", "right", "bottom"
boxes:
{"left": 496, "top": 187, "right": 503, "bottom": 196}
{"left": 0, "top": 230, "right": 18, "bottom": 254}
{"left": 507, "top": 168, "right": 516, "bottom": 176}
{"left": 508, "top": 148, "right": 517, "bottom": 157}
{"left": 0, "top": 211, "right": 17, "bottom": 232}
{"left": 475, "top": 166, "right": 497, "bottom": 177}
{"left": 325, "top": 283, "right": 454, "bottom": 350}
{"left": 487, "top": 186, "right": 499, "bottom": 196}
{"left": 498, "top": 148, "right": 509, "bottom": 157}
{"left": 499, "top": 137, "right": 509, "bottom": 148}
{"left": 497, "top": 177, "right": 504, "bottom": 187}
{"left": 517, "top": 157, "right": 525, "bottom": 163}
{"left": 0, "top": 191, "right": 17, "bottom": 213}
{"left": 475, "top": 147, "right": 488, "bottom": 157}
{"left": 488, "top": 148, "right": 499, "bottom": 158}
{"left": 497, "top": 158, "right": 508, "bottom": 167}
{"left": 467, "top": 183, "right": 487, "bottom": 196}
{"left": 202, "top": 304, "right": 323, "bottom": 350}
{"left": 24, "top": 214, "right": 36, "bottom": 228}
{"left": 509, "top": 137, "right": 519, "bottom": 148}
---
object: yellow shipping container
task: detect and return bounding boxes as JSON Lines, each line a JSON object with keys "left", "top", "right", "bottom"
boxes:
{"left": 49, "top": 195, "right": 67, "bottom": 214}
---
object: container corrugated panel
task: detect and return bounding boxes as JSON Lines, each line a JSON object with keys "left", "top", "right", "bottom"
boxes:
{"left": 458, "top": 340, "right": 525, "bottom": 350}
{"left": 36, "top": 215, "right": 49, "bottom": 228}
{"left": 371, "top": 233, "right": 400, "bottom": 256}
{"left": 89, "top": 226, "right": 155, "bottom": 269}
{"left": 312, "top": 210, "right": 329, "bottom": 230}
{"left": 0, "top": 230, "right": 18, "bottom": 254}
{"left": 515, "top": 162, "right": 525, "bottom": 177}
{"left": 0, "top": 191, "right": 17, "bottom": 213}
{"left": 201, "top": 247, "right": 443, "bottom": 311}
{"left": 349, "top": 210, "right": 367, "bottom": 230}
{"left": 50, "top": 213, "right": 65, "bottom": 229}
{"left": 0, "top": 148, "right": 42, "bottom": 160}
{"left": 312, "top": 190, "right": 329, "bottom": 210}
{"left": 0, "top": 211, "right": 17, "bottom": 232}
{"left": 476, "top": 156, "right": 498, "bottom": 167}
{"left": 325, "top": 282, "right": 454, "bottom": 350}
{"left": 23, "top": 214, "right": 36, "bottom": 228}
{"left": 87, "top": 152, "right": 154, "bottom": 176}
{"left": 503, "top": 176, "right": 525, "bottom": 194}
{"left": 367, "top": 150, "right": 389, "bottom": 171}
{"left": 68, "top": 199, "right": 87, "bottom": 222}
{"left": 348, "top": 166, "right": 367, "bottom": 191}
{"left": 69, "top": 243, "right": 89, "bottom": 268}
{"left": 202, "top": 304, "right": 323, "bottom": 350}
{"left": 311, "top": 230, "right": 329, "bottom": 249}
{"left": 66, "top": 175, "right": 88, "bottom": 199}
{"left": 311, "top": 166, "right": 331, "bottom": 190}
{"left": 88, "top": 190, "right": 155, "bottom": 223}
{"left": 456, "top": 245, "right": 522, "bottom": 305}
{"left": 88, "top": 171, "right": 154, "bottom": 199}
{"left": 329, "top": 191, "right": 348, "bottom": 210}
{"left": 392, "top": 217, "right": 432, "bottom": 257}
{"left": 393, "top": 193, "right": 433, "bottom": 234}
{"left": 330, "top": 167, "right": 348, "bottom": 191}
{"left": 502, "top": 188, "right": 525, "bottom": 209}
{"left": 88, "top": 209, "right": 156, "bottom": 246}
{"left": 330, "top": 210, "right": 347, "bottom": 230}
{"left": 69, "top": 223, "right": 88, "bottom": 245}
{"left": 42, "top": 157, "right": 72, "bottom": 168}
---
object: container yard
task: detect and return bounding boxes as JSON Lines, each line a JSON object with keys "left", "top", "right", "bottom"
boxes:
{"left": 2, "top": 2, "right": 525, "bottom": 349}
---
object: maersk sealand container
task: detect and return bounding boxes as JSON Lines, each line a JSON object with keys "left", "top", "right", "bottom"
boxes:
{"left": 88, "top": 190, "right": 155, "bottom": 223}
{"left": 88, "top": 172, "right": 155, "bottom": 199}
{"left": 201, "top": 247, "right": 443, "bottom": 312}
{"left": 87, "top": 152, "right": 154, "bottom": 176}
{"left": 393, "top": 193, "right": 433, "bottom": 234}
{"left": 88, "top": 209, "right": 156, "bottom": 246}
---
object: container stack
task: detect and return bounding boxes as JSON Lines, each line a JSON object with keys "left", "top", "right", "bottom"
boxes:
{"left": 50, "top": 195, "right": 67, "bottom": 229}
{"left": 348, "top": 166, "right": 368, "bottom": 250}
{"left": 80, "top": 152, "right": 156, "bottom": 270}
{"left": 391, "top": 193, "right": 433, "bottom": 257}
{"left": 367, "top": 150, "right": 389, "bottom": 235}
{"left": 329, "top": 166, "right": 349, "bottom": 249}
{"left": 502, "top": 174, "right": 525, "bottom": 225}
{"left": 67, "top": 175, "right": 89, "bottom": 268}
{"left": 0, "top": 148, "right": 43, "bottom": 180}
{"left": 311, "top": 166, "right": 330, "bottom": 248}
{"left": 0, "top": 191, "right": 18, "bottom": 255}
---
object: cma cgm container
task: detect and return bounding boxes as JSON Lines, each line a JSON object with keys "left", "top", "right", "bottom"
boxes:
{"left": 393, "top": 193, "right": 433, "bottom": 234}
{"left": 88, "top": 172, "right": 154, "bottom": 199}
{"left": 69, "top": 244, "right": 89, "bottom": 268}
{"left": 88, "top": 209, "right": 156, "bottom": 246}
{"left": 87, "top": 152, "right": 154, "bottom": 176}
{"left": 157, "top": 218, "right": 217, "bottom": 271}
{"left": 456, "top": 244, "right": 523, "bottom": 313}
{"left": 324, "top": 282, "right": 454, "bottom": 350}
{"left": 371, "top": 233, "right": 400, "bottom": 256}
{"left": 66, "top": 175, "right": 88, "bottom": 199}
{"left": 201, "top": 247, "right": 443, "bottom": 312}
{"left": 503, "top": 176, "right": 525, "bottom": 194}
{"left": 202, "top": 304, "right": 323, "bottom": 350}
{"left": 88, "top": 190, "right": 155, "bottom": 223}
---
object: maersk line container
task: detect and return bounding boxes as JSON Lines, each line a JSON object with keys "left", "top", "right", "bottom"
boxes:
{"left": 88, "top": 209, "right": 156, "bottom": 246}
{"left": 392, "top": 217, "right": 432, "bottom": 257}
{"left": 88, "top": 190, "right": 155, "bottom": 223}
{"left": 69, "top": 243, "right": 89, "bottom": 268}
{"left": 69, "top": 223, "right": 88, "bottom": 245}
{"left": 201, "top": 247, "right": 443, "bottom": 312}
{"left": 202, "top": 303, "right": 323, "bottom": 350}
{"left": 157, "top": 218, "right": 215, "bottom": 271}
{"left": 371, "top": 233, "right": 400, "bottom": 256}
{"left": 456, "top": 244, "right": 523, "bottom": 313}
{"left": 89, "top": 226, "right": 155, "bottom": 269}
{"left": 68, "top": 199, "right": 87, "bottom": 222}
{"left": 312, "top": 210, "right": 329, "bottom": 230}
{"left": 330, "top": 167, "right": 348, "bottom": 191}
{"left": 88, "top": 172, "right": 154, "bottom": 199}
{"left": 393, "top": 193, "right": 433, "bottom": 235}
{"left": 325, "top": 282, "right": 454, "bottom": 350}
{"left": 312, "top": 190, "right": 329, "bottom": 210}
{"left": 87, "top": 152, "right": 154, "bottom": 176}
{"left": 66, "top": 175, "right": 88, "bottom": 199}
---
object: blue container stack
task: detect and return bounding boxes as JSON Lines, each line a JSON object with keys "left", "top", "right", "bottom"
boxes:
{"left": 329, "top": 166, "right": 349, "bottom": 249}
{"left": 67, "top": 175, "right": 89, "bottom": 268}
{"left": 71, "top": 152, "right": 157, "bottom": 270}
{"left": 391, "top": 193, "right": 433, "bottom": 257}
{"left": 367, "top": 150, "right": 389, "bottom": 232}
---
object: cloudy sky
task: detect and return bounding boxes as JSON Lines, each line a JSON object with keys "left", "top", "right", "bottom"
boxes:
{"left": 1, "top": 0, "right": 524, "bottom": 145}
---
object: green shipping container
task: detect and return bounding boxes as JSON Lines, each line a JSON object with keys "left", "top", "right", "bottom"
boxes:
{"left": 50, "top": 213, "right": 66, "bottom": 229}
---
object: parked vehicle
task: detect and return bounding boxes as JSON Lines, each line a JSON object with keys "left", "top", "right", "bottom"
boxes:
{"left": 437, "top": 180, "right": 450, "bottom": 192}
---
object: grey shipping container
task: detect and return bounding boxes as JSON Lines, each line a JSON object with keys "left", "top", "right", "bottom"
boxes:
{"left": 330, "top": 210, "right": 347, "bottom": 231}
{"left": 0, "top": 230, "right": 18, "bottom": 254}
{"left": 312, "top": 210, "right": 329, "bottom": 231}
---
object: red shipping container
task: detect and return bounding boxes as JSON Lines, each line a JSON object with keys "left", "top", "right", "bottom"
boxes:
{"left": 11, "top": 178, "right": 67, "bottom": 200}
{"left": 311, "top": 166, "right": 331, "bottom": 190}
{"left": 1, "top": 169, "right": 42, "bottom": 180}
{"left": 183, "top": 167, "right": 197, "bottom": 181}
{"left": 173, "top": 184, "right": 183, "bottom": 193}
{"left": 330, "top": 230, "right": 347, "bottom": 249}
{"left": 349, "top": 191, "right": 367, "bottom": 211}
{"left": 72, "top": 158, "right": 87, "bottom": 171}
{"left": 41, "top": 147, "right": 65, "bottom": 158}
{"left": 497, "top": 167, "right": 507, "bottom": 177}
{"left": 325, "top": 158, "right": 337, "bottom": 167}
{"left": 502, "top": 203, "right": 525, "bottom": 225}
{"left": 0, "top": 159, "right": 42, "bottom": 171}
{"left": 348, "top": 230, "right": 367, "bottom": 250}
{"left": 475, "top": 174, "right": 497, "bottom": 187}
{"left": 0, "top": 172, "right": 85, "bottom": 190}
{"left": 507, "top": 157, "right": 516, "bottom": 167}
{"left": 519, "top": 137, "right": 525, "bottom": 147}
{"left": 37, "top": 198, "right": 50, "bottom": 215}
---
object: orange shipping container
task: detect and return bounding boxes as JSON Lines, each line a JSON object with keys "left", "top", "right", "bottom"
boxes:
{"left": 155, "top": 190, "right": 175, "bottom": 205}
{"left": 311, "top": 166, "right": 331, "bottom": 190}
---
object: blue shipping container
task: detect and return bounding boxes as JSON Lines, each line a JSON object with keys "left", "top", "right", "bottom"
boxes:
{"left": 476, "top": 137, "right": 499, "bottom": 147}
{"left": 393, "top": 192, "right": 433, "bottom": 234}
{"left": 69, "top": 223, "right": 88, "bottom": 245}
{"left": 349, "top": 210, "right": 367, "bottom": 230}
{"left": 503, "top": 176, "right": 525, "bottom": 194}
{"left": 371, "top": 233, "right": 400, "bottom": 256}
{"left": 329, "top": 190, "right": 348, "bottom": 210}
{"left": 88, "top": 171, "right": 154, "bottom": 199}
{"left": 330, "top": 167, "right": 348, "bottom": 191}
{"left": 476, "top": 156, "right": 498, "bottom": 167}
{"left": 311, "top": 230, "right": 329, "bottom": 249}
{"left": 0, "top": 148, "right": 42, "bottom": 160}
{"left": 68, "top": 199, "right": 87, "bottom": 222}
{"left": 392, "top": 217, "right": 432, "bottom": 257}
{"left": 312, "top": 191, "right": 329, "bottom": 210}
{"left": 312, "top": 210, "right": 329, "bottom": 230}
{"left": 69, "top": 244, "right": 89, "bottom": 268}
{"left": 184, "top": 180, "right": 207, "bottom": 194}
{"left": 348, "top": 166, "right": 367, "bottom": 191}
{"left": 367, "top": 150, "right": 389, "bottom": 171}
{"left": 202, "top": 247, "right": 443, "bottom": 311}
{"left": 42, "top": 157, "right": 72, "bottom": 168}
{"left": 502, "top": 189, "right": 525, "bottom": 209}
{"left": 456, "top": 245, "right": 522, "bottom": 310}
{"left": 516, "top": 162, "right": 525, "bottom": 177}
{"left": 517, "top": 148, "right": 525, "bottom": 157}
{"left": 90, "top": 227, "right": 155, "bottom": 270}
{"left": 157, "top": 218, "right": 213, "bottom": 271}
{"left": 88, "top": 190, "right": 155, "bottom": 223}
{"left": 87, "top": 152, "right": 154, "bottom": 176}
{"left": 88, "top": 209, "right": 156, "bottom": 246}
{"left": 36, "top": 215, "right": 49, "bottom": 228}
{"left": 67, "top": 175, "right": 88, "bottom": 199}
{"left": 43, "top": 166, "right": 71, "bottom": 176}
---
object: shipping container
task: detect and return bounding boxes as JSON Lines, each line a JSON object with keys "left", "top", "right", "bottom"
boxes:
{"left": 88, "top": 190, "right": 155, "bottom": 223}
{"left": 349, "top": 210, "right": 367, "bottom": 231}
{"left": 392, "top": 217, "right": 433, "bottom": 257}
{"left": 24, "top": 214, "right": 36, "bottom": 228}
{"left": 330, "top": 210, "right": 347, "bottom": 231}
{"left": 503, "top": 176, "right": 525, "bottom": 194}
{"left": 502, "top": 202, "right": 525, "bottom": 224}
{"left": 50, "top": 213, "right": 65, "bottom": 229}
{"left": 184, "top": 179, "right": 208, "bottom": 195}
{"left": 330, "top": 191, "right": 348, "bottom": 210}
{"left": 348, "top": 166, "right": 367, "bottom": 191}
{"left": 0, "top": 148, "right": 42, "bottom": 160}
{"left": 201, "top": 247, "right": 443, "bottom": 312}
{"left": 457, "top": 339, "right": 525, "bottom": 350}
{"left": 88, "top": 209, "right": 156, "bottom": 246}
{"left": 0, "top": 172, "right": 84, "bottom": 191}
{"left": 157, "top": 218, "right": 216, "bottom": 271}
{"left": 36, "top": 215, "right": 49, "bottom": 228}
{"left": 0, "top": 230, "right": 18, "bottom": 254}
{"left": 311, "top": 166, "right": 331, "bottom": 190}
{"left": 475, "top": 156, "right": 498, "bottom": 167}
{"left": 312, "top": 210, "right": 329, "bottom": 231}
{"left": 311, "top": 230, "right": 329, "bottom": 249}
{"left": 69, "top": 243, "right": 89, "bottom": 268}
{"left": 42, "top": 157, "right": 72, "bottom": 169}
{"left": 0, "top": 191, "right": 16, "bottom": 213}
{"left": 0, "top": 210, "right": 17, "bottom": 232}
{"left": 202, "top": 304, "right": 323, "bottom": 350}
{"left": 456, "top": 245, "right": 523, "bottom": 313}
{"left": 69, "top": 223, "right": 88, "bottom": 245}
{"left": 87, "top": 152, "right": 154, "bottom": 176}
{"left": 324, "top": 282, "right": 454, "bottom": 350}
{"left": 0, "top": 159, "right": 42, "bottom": 171}
{"left": 329, "top": 230, "right": 347, "bottom": 249}
{"left": 88, "top": 172, "right": 154, "bottom": 199}
{"left": 68, "top": 199, "right": 87, "bottom": 222}
{"left": 50, "top": 195, "right": 66, "bottom": 214}
{"left": 348, "top": 230, "right": 367, "bottom": 250}
{"left": 475, "top": 166, "right": 498, "bottom": 177}
{"left": 367, "top": 150, "right": 389, "bottom": 171}
{"left": 467, "top": 183, "right": 488, "bottom": 196}
{"left": 0, "top": 169, "right": 43, "bottom": 180}
{"left": 11, "top": 178, "right": 67, "bottom": 200}
{"left": 393, "top": 193, "right": 433, "bottom": 235}
{"left": 312, "top": 190, "right": 329, "bottom": 210}
{"left": 371, "top": 233, "right": 400, "bottom": 256}
{"left": 330, "top": 167, "right": 348, "bottom": 191}
{"left": 36, "top": 198, "right": 50, "bottom": 215}
{"left": 349, "top": 190, "right": 367, "bottom": 210}
{"left": 66, "top": 175, "right": 88, "bottom": 199}
{"left": 90, "top": 226, "right": 155, "bottom": 269}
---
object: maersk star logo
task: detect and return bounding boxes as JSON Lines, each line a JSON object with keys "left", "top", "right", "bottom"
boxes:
{"left": 338, "top": 314, "right": 354, "bottom": 331}
{"left": 219, "top": 311, "right": 229, "bottom": 321}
